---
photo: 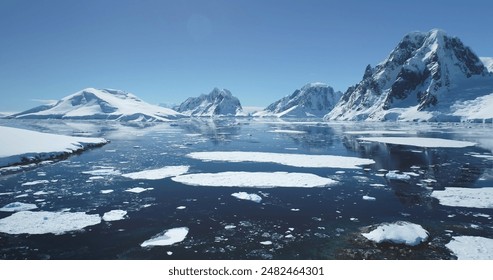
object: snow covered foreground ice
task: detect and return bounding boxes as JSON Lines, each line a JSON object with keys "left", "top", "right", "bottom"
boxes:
{"left": 121, "top": 166, "right": 190, "bottom": 180}
{"left": 431, "top": 187, "right": 493, "bottom": 209}
{"left": 362, "top": 221, "right": 429, "bottom": 246}
{"left": 0, "top": 202, "right": 38, "bottom": 212}
{"left": 186, "top": 151, "right": 374, "bottom": 169}
{"left": 358, "top": 137, "right": 476, "bottom": 148}
{"left": 0, "top": 211, "right": 101, "bottom": 235}
{"left": 446, "top": 236, "right": 493, "bottom": 260}
{"left": 0, "top": 125, "right": 108, "bottom": 167}
{"left": 172, "top": 171, "right": 336, "bottom": 188}
{"left": 102, "top": 210, "right": 127, "bottom": 222}
{"left": 141, "top": 227, "right": 189, "bottom": 247}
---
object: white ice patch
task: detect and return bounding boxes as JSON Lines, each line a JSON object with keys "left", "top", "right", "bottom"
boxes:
{"left": 362, "top": 221, "right": 429, "bottom": 246}
{"left": 82, "top": 168, "right": 121, "bottom": 176}
{"left": 121, "top": 166, "right": 190, "bottom": 180}
{"left": 385, "top": 170, "right": 411, "bottom": 181}
{"left": 125, "top": 187, "right": 153, "bottom": 193}
{"left": 141, "top": 227, "right": 189, "bottom": 247}
{"left": 102, "top": 210, "right": 127, "bottom": 222}
{"left": 231, "top": 192, "right": 262, "bottom": 203}
{"left": 0, "top": 202, "right": 38, "bottom": 212}
{"left": 260, "top": 241, "right": 273, "bottom": 245}
{"left": 269, "top": 129, "right": 307, "bottom": 134}
{"left": 431, "top": 187, "right": 493, "bottom": 209}
{"left": 345, "top": 130, "right": 415, "bottom": 135}
{"left": 172, "top": 172, "right": 336, "bottom": 188}
{"left": 21, "top": 180, "right": 49, "bottom": 186}
{"left": 187, "top": 151, "right": 374, "bottom": 169}
{"left": 100, "top": 190, "right": 114, "bottom": 194}
{"left": 446, "top": 236, "right": 493, "bottom": 260}
{"left": 358, "top": 137, "right": 476, "bottom": 148}
{"left": 0, "top": 211, "right": 101, "bottom": 235}
{"left": 362, "top": 195, "right": 376, "bottom": 201}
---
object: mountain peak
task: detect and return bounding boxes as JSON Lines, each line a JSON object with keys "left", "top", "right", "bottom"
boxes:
{"left": 325, "top": 29, "right": 493, "bottom": 121}
{"left": 175, "top": 88, "right": 244, "bottom": 117}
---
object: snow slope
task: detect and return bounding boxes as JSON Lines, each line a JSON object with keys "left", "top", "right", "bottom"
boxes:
{"left": 325, "top": 29, "right": 493, "bottom": 122}
{"left": 0, "top": 125, "right": 108, "bottom": 167}
{"left": 175, "top": 88, "right": 245, "bottom": 117}
{"left": 480, "top": 57, "right": 493, "bottom": 72}
{"left": 255, "top": 82, "right": 342, "bottom": 118}
{"left": 11, "top": 88, "right": 184, "bottom": 122}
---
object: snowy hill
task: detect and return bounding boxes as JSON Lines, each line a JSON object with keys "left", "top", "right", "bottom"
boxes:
{"left": 481, "top": 57, "right": 493, "bottom": 72}
{"left": 175, "top": 88, "right": 245, "bottom": 117}
{"left": 325, "top": 29, "right": 493, "bottom": 122}
{"left": 255, "top": 83, "right": 342, "bottom": 118}
{"left": 11, "top": 88, "right": 184, "bottom": 122}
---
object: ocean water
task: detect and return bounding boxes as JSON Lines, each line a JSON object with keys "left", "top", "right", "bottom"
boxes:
{"left": 0, "top": 119, "right": 492, "bottom": 259}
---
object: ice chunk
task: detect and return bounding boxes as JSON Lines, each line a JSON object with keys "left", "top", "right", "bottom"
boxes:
{"left": 358, "top": 137, "right": 476, "bottom": 148}
{"left": 446, "top": 236, "right": 493, "bottom": 260}
{"left": 269, "top": 129, "right": 306, "bottom": 134}
{"left": 21, "top": 180, "right": 49, "bottom": 186}
{"left": 362, "top": 195, "right": 376, "bottom": 201}
{"left": 176, "top": 206, "right": 186, "bottom": 210}
{"left": 345, "top": 130, "right": 415, "bottom": 135}
{"left": 431, "top": 187, "right": 493, "bottom": 209}
{"left": 260, "top": 241, "right": 273, "bottom": 245}
{"left": 172, "top": 172, "right": 336, "bottom": 188}
{"left": 125, "top": 187, "right": 153, "bottom": 193}
{"left": 231, "top": 192, "right": 262, "bottom": 203}
{"left": 0, "top": 202, "right": 38, "bottom": 212}
{"left": 0, "top": 211, "right": 101, "bottom": 235}
{"left": 385, "top": 170, "right": 411, "bottom": 181}
{"left": 362, "top": 221, "right": 428, "bottom": 246}
{"left": 82, "top": 168, "right": 121, "bottom": 176}
{"left": 100, "top": 190, "right": 114, "bottom": 194}
{"left": 102, "top": 210, "right": 127, "bottom": 222}
{"left": 187, "top": 151, "right": 374, "bottom": 169}
{"left": 141, "top": 227, "right": 189, "bottom": 247}
{"left": 121, "top": 166, "right": 190, "bottom": 180}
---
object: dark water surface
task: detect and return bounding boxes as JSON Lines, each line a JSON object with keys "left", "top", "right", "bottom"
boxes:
{"left": 1, "top": 119, "right": 492, "bottom": 259}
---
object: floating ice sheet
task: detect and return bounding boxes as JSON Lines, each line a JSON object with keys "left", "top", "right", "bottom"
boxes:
{"left": 82, "top": 167, "right": 121, "bottom": 176}
{"left": 385, "top": 171, "right": 411, "bottom": 181}
{"left": 345, "top": 130, "right": 416, "bottom": 135}
{"left": 186, "top": 151, "right": 374, "bottom": 169}
{"left": 172, "top": 172, "right": 337, "bottom": 188}
{"left": 269, "top": 129, "right": 307, "bottom": 134}
{"left": 102, "top": 210, "right": 127, "bottom": 222}
{"left": 141, "top": 227, "right": 189, "bottom": 247}
{"left": 125, "top": 187, "right": 153, "bottom": 193}
{"left": 21, "top": 180, "right": 49, "bottom": 186}
{"left": 446, "top": 236, "right": 493, "bottom": 260}
{"left": 358, "top": 137, "right": 476, "bottom": 148}
{"left": 121, "top": 166, "right": 190, "bottom": 180}
{"left": 0, "top": 202, "right": 38, "bottom": 212}
{"left": 362, "top": 221, "right": 428, "bottom": 246}
{"left": 231, "top": 192, "right": 262, "bottom": 203}
{"left": 0, "top": 211, "right": 101, "bottom": 235}
{"left": 431, "top": 187, "right": 493, "bottom": 209}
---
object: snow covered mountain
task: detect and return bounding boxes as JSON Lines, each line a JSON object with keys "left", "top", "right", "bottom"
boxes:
{"left": 325, "top": 29, "right": 493, "bottom": 122}
{"left": 11, "top": 88, "right": 184, "bottom": 122}
{"left": 174, "top": 88, "right": 245, "bottom": 117}
{"left": 480, "top": 57, "right": 493, "bottom": 73}
{"left": 255, "top": 83, "right": 342, "bottom": 118}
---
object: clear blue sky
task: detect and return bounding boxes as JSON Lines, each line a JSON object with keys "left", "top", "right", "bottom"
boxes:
{"left": 1, "top": 0, "right": 492, "bottom": 111}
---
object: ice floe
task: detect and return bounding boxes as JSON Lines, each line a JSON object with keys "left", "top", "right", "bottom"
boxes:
{"left": 82, "top": 167, "right": 121, "bottom": 176}
{"left": 100, "top": 189, "right": 114, "bottom": 194}
{"left": 358, "top": 137, "right": 476, "bottom": 148}
{"left": 362, "top": 195, "right": 376, "bottom": 201}
{"left": 102, "top": 210, "right": 127, "bottom": 222}
{"left": 186, "top": 151, "right": 374, "bottom": 169}
{"left": 0, "top": 211, "right": 101, "bottom": 235}
{"left": 0, "top": 125, "right": 108, "bottom": 168}
{"left": 345, "top": 130, "right": 415, "bottom": 135}
{"left": 231, "top": 192, "right": 262, "bottom": 203}
{"left": 141, "top": 227, "right": 189, "bottom": 247}
{"left": 21, "top": 180, "right": 49, "bottom": 186}
{"left": 269, "top": 129, "right": 306, "bottom": 134}
{"left": 431, "top": 187, "right": 493, "bottom": 209}
{"left": 260, "top": 241, "right": 273, "bottom": 245}
{"left": 362, "top": 221, "right": 429, "bottom": 246}
{"left": 125, "top": 187, "right": 153, "bottom": 193}
{"left": 121, "top": 166, "right": 190, "bottom": 180}
{"left": 385, "top": 171, "right": 411, "bottom": 181}
{"left": 446, "top": 236, "right": 493, "bottom": 260}
{"left": 172, "top": 172, "right": 336, "bottom": 188}
{"left": 0, "top": 202, "right": 38, "bottom": 212}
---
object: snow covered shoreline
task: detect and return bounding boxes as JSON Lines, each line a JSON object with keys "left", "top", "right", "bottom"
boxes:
{"left": 0, "top": 125, "right": 108, "bottom": 168}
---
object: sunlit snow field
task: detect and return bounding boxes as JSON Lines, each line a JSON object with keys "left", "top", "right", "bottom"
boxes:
{"left": 1, "top": 119, "right": 493, "bottom": 259}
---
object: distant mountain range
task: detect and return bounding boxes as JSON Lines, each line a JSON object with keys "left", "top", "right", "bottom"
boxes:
{"left": 174, "top": 88, "right": 245, "bottom": 117}
{"left": 6, "top": 29, "right": 493, "bottom": 122}
{"left": 10, "top": 88, "right": 184, "bottom": 122}
{"left": 325, "top": 29, "right": 493, "bottom": 122}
